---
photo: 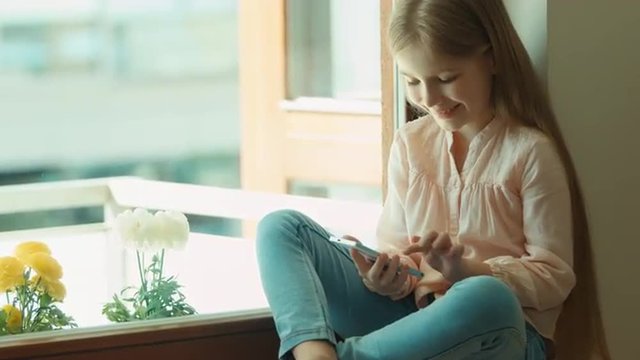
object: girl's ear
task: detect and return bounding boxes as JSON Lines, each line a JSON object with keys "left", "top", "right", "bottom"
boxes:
{"left": 482, "top": 45, "right": 496, "bottom": 74}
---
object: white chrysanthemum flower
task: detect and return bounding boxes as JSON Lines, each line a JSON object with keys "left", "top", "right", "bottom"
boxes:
{"left": 116, "top": 208, "right": 149, "bottom": 250}
{"left": 154, "top": 211, "right": 189, "bottom": 250}
{"left": 115, "top": 209, "right": 148, "bottom": 248}
{"left": 115, "top": 208, "right": 189, "bottom": 251}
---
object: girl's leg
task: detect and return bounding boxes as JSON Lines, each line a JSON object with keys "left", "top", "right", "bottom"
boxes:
{"left": 258, "top": 209, "right": 533, "bottom": 360}
{"left": 525, "top": 323, "right": 548, "bottom": 360}
{"left": 335, "top": 275, "right": 527, "bottom": 360}
{"left": 256, "top": 210, "right": 417, "bottom": 359}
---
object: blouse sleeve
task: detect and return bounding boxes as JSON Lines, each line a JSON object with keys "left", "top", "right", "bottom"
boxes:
{"left": 376, "top": 131, "right": 420, "bottom": 298}
{"left": 485, "top": 138, "right": 576, "bottom": 311}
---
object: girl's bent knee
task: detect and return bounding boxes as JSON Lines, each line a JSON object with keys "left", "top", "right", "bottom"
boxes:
{"left": 256, "top": 210, "right": 310, "bottom": 253}
{"left": 451, "top": 276, "right": 524, "bottom": 332}
{"left": 257, "top": 210, "right": 303, "bottom": 237}
{"left": 455, "top": 275, "right": 518, "bottom": 306}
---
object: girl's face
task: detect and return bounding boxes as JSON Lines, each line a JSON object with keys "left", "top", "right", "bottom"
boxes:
{"left": 395, "top": 42, "right": 495, "bottom": 139}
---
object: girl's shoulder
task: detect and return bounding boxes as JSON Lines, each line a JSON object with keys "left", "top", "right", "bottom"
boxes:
{"left": 396, "top": 115, "right": 442, "bottom": 145}
{"left": 502, "top": 121, "right": 564, "bottom": 171}
{"left": 503, "top": 120, "right": 554, "bottom": 152}
{"left": 394, "top": 115, "right": 445, "bottom": 170}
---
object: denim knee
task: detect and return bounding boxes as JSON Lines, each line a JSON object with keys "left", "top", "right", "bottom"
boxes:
{"left": 256, "top": 210, "right": 305, "bottom": 250}
{"left": 450, "top": 275, "right": 525, "bottom": 337}
{"left": 258, "top": 209, "right": 301, "bottom": 234}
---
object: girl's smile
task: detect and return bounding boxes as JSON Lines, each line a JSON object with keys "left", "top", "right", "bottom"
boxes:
{"left": 433, "top": 103, "right": 461, "bottom": 119}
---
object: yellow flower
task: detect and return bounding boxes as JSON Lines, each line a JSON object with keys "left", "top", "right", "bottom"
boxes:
{"left": 31, "top": 276, "right": 67, "bottom": 301}
{"left": 0, "top": 256, "right": 25, "bottom": 293}
{"left": 14, "top": 241, "right": 51, "bottom": 263}
{"left": 21, "top": 253, "right": 62, "bottom": 282}
{"left": 2, "top": 304, "right": 22, "bottom": 332}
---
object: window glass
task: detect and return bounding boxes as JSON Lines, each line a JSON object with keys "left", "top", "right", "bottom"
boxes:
{"left": 0, "top": 0, "right": 239, "bottom": 233}
{"left": 287, "top": 0, "right": 381, "bottom": 100}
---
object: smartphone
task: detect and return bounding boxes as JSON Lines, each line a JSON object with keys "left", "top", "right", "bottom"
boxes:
{"left": 330, "top": 236, "right": 423, "bottom": 278}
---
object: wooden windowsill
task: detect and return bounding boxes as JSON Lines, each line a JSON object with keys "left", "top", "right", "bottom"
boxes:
{"left": 280, "top": 97, "right": 382, "bottom": 116}
{"left": 0, "top": 310, "right": 278, "bottom": 360}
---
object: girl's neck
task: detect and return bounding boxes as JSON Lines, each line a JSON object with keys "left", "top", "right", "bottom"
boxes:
{"left": 456, "top": 110, "right": 495, "bottom": 144}
{"left": 451, "top": 132, "right": 469, "bottom": 174}
{"left": 450, "top": 110, "right": 495, "bottom": 174}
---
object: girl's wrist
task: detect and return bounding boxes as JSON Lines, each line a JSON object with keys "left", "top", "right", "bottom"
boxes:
{"left": 454, "top": 258, "right": 492, "bottom": 282}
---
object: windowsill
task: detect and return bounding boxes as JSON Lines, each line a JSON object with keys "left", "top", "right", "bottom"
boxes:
{"left": 0, "top": 307, "right": 272, "bottom": 347}
{"left": 280, "top": 97, "right": 381, "bottom": 116}
{"left": 0, "top": 177, "right": 382, "bottom": 342}
{"left": 0, "top": 308, "right": 278, "bottom": 359}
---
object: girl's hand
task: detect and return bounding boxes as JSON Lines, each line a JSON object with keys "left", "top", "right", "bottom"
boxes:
{"left": 344, "top": 235, "right": 410, "bottom": 298}
{"left": 404, "top": 232, "right": 490, "bottom": 283}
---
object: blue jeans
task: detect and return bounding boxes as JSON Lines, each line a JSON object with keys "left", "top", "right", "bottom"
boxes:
{"left": 256, "top": 210, "right": 547, "bottom": 360}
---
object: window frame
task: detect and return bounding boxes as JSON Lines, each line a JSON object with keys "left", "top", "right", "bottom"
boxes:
{"left": 238, "top": 0, "right": 396, "bottom": 200}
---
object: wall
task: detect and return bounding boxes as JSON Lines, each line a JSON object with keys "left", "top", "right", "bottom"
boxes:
{"left": 548, "top": 1, "right": 640, "bottom": 358}
{"left": 506, "top": 0, "right": 640, "bottom": 357}
{"left": 503, "top": 0, "right": 547, "bottom": 80}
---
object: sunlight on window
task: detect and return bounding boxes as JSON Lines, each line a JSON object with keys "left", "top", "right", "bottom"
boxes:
{"left": 287, "top": 0, "right": 380, "bottom": 100}
{"left": 0, "top": 0, "right": 239, "bottom": 233}
{"left": 0, "top": 0, "right": 239, "bottom": 188}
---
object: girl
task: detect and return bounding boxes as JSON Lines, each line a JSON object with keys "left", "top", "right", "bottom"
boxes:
{"left": 256, "top": 0, "right": 610, "bottom": 359}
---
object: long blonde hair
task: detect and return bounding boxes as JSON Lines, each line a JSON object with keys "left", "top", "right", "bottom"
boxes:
{"left": 388, "top": 1, "right": 610, "bottom": 359}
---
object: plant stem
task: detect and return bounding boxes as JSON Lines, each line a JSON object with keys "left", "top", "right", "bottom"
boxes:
{"left": 20, "top": 286, "right": 30, "bottom": 332}
{"left": 25, "top": 277, "right": 44, "bottom": 332}
{"left": 136, "top": 250, "right": 147, "bottom": 291}
{"left": 159, "top": 249, "right": 165, "bottom": 282}
{"left": 136, "top": 250, "right": 150, "bottom": 314}
{"left": 31, "top": 306, "right": 45, "bottom": 331}
{"left": 18, "top": 272, "right": 30, "bottom": 332}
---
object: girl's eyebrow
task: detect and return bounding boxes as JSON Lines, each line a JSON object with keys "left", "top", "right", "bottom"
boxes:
{"left": 400, "top": 69, "right": 458, "bottom": 77}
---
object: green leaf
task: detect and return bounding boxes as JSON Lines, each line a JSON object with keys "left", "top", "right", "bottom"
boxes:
{"left": 39, "top": 293, "right": 53, "bottom": 308}
{"left": 0, "top": 311, "right": 8, "bottom": 335}
{"left": 102, "top": 295, "right": 133, "bottom": 323}
{"left": 104, "top": 252, "right": 197, "bottom": 323}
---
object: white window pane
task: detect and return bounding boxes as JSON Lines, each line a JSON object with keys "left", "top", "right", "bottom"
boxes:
{"left": 287, "top": 0, "right": 380, "bottom": 100}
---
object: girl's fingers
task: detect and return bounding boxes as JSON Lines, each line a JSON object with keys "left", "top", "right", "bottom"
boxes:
{"left": 424, "top": 231, "right": 439, "bottom": 243}
{"left": 343, "top": 234, "right": 360, "bottom": 242}
{"left": 369, "top": 253, "right": 389, "bottom": 279}
{"left": 403, "top": 243, "right": 423, "bottom": 255}
{"left": 350, "top": 249, "right": 372, "bottom": 276}
{"left": 449, "top": 244, "right": 465, "bottom": 259}
{"left": 393, "top": 265, "right": 409, "bottom": 290}
{"left": 403, "top": 231, "right": 438, "bottom": 255}
{"left": 432, "top": 233, "right": 452, "bottom": 254}
{"left": 417, "top": 231, "right": 439, "bottom": 251}
{"left": 380, "top": 255, "right": 401, "bottom": 285}
{"left": 362, "top": 278, "right": 374, "bottom": 291}
{"left": 352, "top": 246, "right": 406, "bottom": 297}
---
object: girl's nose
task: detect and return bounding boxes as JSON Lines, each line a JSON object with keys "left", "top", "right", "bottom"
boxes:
{"left": 419, "top": 82, "right": 442, "bottom": 108}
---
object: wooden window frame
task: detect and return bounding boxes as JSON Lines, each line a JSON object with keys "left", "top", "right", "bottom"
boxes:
{"left": 239, "top": 0, "right": 396, "bottom": 199}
